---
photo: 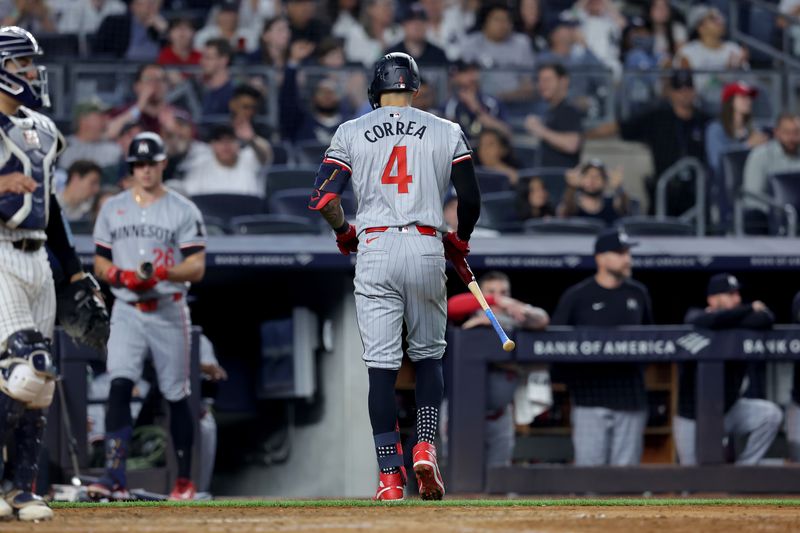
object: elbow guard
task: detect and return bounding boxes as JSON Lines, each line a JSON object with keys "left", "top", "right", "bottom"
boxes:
{"left": 309, "top": 157, "right": 352, "bottom": 211}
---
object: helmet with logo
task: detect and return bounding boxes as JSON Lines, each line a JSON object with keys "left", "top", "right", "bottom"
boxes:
{"left": 367, "top": 52, "right": 420, "bottom": 110}
{"left": 126, "top": 132, "right": 167, "bottom": 164}
{"left": 0, "top": 26, "right": 49, "bottom": 108}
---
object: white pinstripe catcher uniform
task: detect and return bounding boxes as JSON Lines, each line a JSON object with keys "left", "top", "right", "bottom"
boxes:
{"left": 93, "top": 189, "right": 206, "bottom": 401}
{"left": 0, "top": 107, "right": 64, "bottom": 350}
{"left": 324, "top": 105, "right": 471, "bottom": 369}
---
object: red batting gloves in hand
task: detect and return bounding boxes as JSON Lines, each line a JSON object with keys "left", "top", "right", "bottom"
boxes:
{"left": 106, "top": 265, "right": 157, "bottom": 292}
{"left": 335, "top": 224, "right": 359, "bottom": 255}
{"left": 443, "top": 231, "right": 470, "bottom": 260}
{"left": 154, "top": 265, "right": 169, "bottom": 281}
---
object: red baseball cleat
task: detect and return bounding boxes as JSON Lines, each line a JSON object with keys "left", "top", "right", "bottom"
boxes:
{"left": 374, "top": 471, "right": 405, "bottom": 501}
{"left": 412, "top": 442, "right": 445, "bottom": 500}
{"left": 169, "top": 478, "right": 196, "bottom": 501}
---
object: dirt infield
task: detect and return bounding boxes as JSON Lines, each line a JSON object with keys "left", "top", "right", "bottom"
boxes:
{"left": 2, "top": 504, "right": 800, "bottom": 532}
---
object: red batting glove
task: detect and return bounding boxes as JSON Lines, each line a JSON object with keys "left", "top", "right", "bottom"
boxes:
{"left": 106, "top": 265, "right": 157, "bottom": 292}
{"left": 335, "top": 224, "right": 359, "bottom": 255}
{"left": 154, "top": 265, "right": 169, "bottom": 281}
{"left": 443, "top": 231, "right": 470, "bottom": 260}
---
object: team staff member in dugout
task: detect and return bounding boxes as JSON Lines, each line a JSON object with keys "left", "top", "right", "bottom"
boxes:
{"left": 550, "top": 229, "right": 653, "bottom": 466}
{"left": 674, "top": 273, "right": 782, "bottom": 465}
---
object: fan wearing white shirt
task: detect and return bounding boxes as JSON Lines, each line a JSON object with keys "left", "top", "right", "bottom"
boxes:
{"left": 181, "top": 124, "right": 270, "bottom": 197}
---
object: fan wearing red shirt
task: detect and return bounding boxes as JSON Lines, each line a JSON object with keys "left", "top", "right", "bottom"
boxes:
{"left": 158, "top": 17, "right": 202, "bottom": 66}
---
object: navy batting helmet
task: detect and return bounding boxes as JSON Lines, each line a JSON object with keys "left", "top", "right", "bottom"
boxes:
{"left": 367, "top": 53, "right": 420, "bottom": 110}
{"left": 0, "top": 26, "right": 49, "bottom": 108}
{"left": 127, "top": 132, "right": 167, "bottom": 164}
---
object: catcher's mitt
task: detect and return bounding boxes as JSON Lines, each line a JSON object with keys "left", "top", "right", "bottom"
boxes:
{"left": 56, "top": 274, "right": 110, "bottom": 353}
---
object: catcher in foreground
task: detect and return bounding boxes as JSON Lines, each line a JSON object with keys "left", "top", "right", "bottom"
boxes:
{"left": 0, "top": 26, "right": 109, "bottom": 521}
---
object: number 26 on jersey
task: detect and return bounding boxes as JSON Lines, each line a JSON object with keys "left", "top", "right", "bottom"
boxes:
{"left": 381, "top": 146, "right": 412, "bottom": 194}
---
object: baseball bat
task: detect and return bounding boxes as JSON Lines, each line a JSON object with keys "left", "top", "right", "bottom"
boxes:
{"left": 449, "top": 251, "right": 516, "bottom": 352}
{"left": 137, "top": 261, "right": 154, "bottom": 280}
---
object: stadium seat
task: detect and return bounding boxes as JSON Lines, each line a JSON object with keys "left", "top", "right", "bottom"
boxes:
{"left": 480, "top": 191, "right": 522, "bottom": 232}
{"left": 269, "top": 189, "right": 356, "bottom": 222}
{"left": 512, "top": 144, "right": 538, "bottom": 168}
{"left": 265, "top": 166, "right": 318, "bottom": 200}
{"left": 518, "top": 167, "right": 570, "bottom": 205}
{"left": 615, "top": 216, "right": 695, "bottom": 236}
{"left": 769, "top": 172, "right": 800, "bottom": 235}
{"left": 475, "top": 168, "right": 512, "bottom": 193}
{"left": 230, "top": 214, "right": 320, "bottom": 234}
{"left": 36, "top": 33, "right": 82, "bottom": 59}
{"left": 271, "top": 142, "right": 292, "bottom": 166}
{"left": 295, "top": 141, "right": 328, "bottom": 165}
{"left": 203, "top": 215, "right": 231, "bottom": 235}
{"left": 522, "top": 217, "right": 606, "bottom": 235}
{"left": 190, "top": 193, "right": 266, "bottom": 223}
{"left": 67, "top": 219, "right": 94, "bottom": 235}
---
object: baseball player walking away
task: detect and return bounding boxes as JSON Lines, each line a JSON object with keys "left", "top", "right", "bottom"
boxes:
{"left": 308, "top": 52, "right": 481, "bottom": 500}
{"left": 0, "top": 26, "right": 109, "bottom": 521}
{"left": 88, "top": 131, "right": 207, "bottom": 501}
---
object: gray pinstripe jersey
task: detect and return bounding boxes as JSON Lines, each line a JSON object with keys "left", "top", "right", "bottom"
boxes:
{"left": 93, "top": 188, "right": 206, "bottom": 302}
{"left": 325, "top": 105, "right": 471, "bottom": 232}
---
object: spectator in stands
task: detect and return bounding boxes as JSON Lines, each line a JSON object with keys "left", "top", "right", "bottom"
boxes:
{"left": 647, "top": 0, "right": 686, "bottom": 66}
{"left": 475, "top": 128, "right": 520, "bottom": 187}
{"left": 412, "top": 78, "right": 438, "bottom": 114}
{"left": 2, "top": 0, "right": 56, "bottom": 32}
{"left": 331, "top": 0, "right": 362, "bottom": 40}
{"left": 420, "top": 0, "right": 471, "bottom": 61}
{"left": 114, "top": 122, "right": 144, "bottom": 187}
{"left": 551, "top": 229, "right": 653, "bottom": 466}
{"left": 286, "top": 0, "right": 329, "bottom": 45}
{"left": 238, "top": 0, "right": 280, "bottom": 36}
{"left": 517, "top": 176, "right": 555, "bottom": 221}
{"left": 572, "top": 0, "right": 626, "bottom": 78}
{"left": 588, "top": 70, "right": 711, "bottom": 216}
{"left": 60, "top": 101, "right": 122, "bottom": 171}
{"left": 448, "top": 271, "right": 550, "bottom": 467}
{"left": 92, "top": 185, "right": 122, "bottom": 222}
{"left": 675, "top": 274, "right": 782, "bottom": 466}
{"left": 248, "top": 16, "right": 291, "bottom": 67}
{"left": 677, "top": 6, "right": 747, "bottom": 71}
{"left": 443, "top": 194, "right": 498, "bottom": 238}
{"left": 56, "top": 0, "right": 126, "bottom": 35}
{"left": 57, "top": 161, "right": 103, "bottom": 222}
{"left": 92, "top": 0, "right": 168, "bottom": 61}
{"left": 705, "top": 81, "right": 768, "bottom": 179}
{"left": 194, "top": 0, "right": 259, "bottom": 54}
{"left": 460, "top": 3, "right": 536, "bottom": 99}
{"left": 316, "top": 37, "right": 347, "bottom": 68}
{"left": 385, "top": 4, "right": 448, "bottom": 66}
{"left": 230, "top": 84, "right": 273, "bottom": 141}
{"left": 180, "top": 124, "right": 269, "bottom": 196}
{"left": 524, "top": 63, "right": 583, "bottom": 169}
{"left": 621, "top": 16, "right": 661, "bottom": 71}
{"left": 158, "top": 17, "right": 202, "bottom": 67}
{"left": 198, "top": 39, "right": 236, "bottom": 117}
{"left": 515, "top": 0, "right": 547, "bottom": 54}
{"left": 742, "top": 113, "right": 800, "bottom": 224}
{"left": 788, "top": 291, "right": 800, "bottom": 462}
{"left": 442, "top": 60, "right": 510, "bottom": 139}
{"left": 106, "top": 64, "right": 178, "bottom": 138}
{"left": 162, "top": 109, "right": 209, "bottom": 182}
{"left": 280, "top": 42, "right": 347, "bottom": 144}
{"left": 557, "top": 159, "right": 630, "bottom": 226}
{"left": 343, "top": 0, "right": 402, "bottom": 67}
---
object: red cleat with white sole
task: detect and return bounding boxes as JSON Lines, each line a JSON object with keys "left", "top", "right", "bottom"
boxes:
{"left": 412, "top": 442, "right": 445, "bottom": 500}
{"left": 374, "top": 472, "right": 405, "bottom": 501}
{"left": 169, "top": 478, "right": 196, "bottom": 501}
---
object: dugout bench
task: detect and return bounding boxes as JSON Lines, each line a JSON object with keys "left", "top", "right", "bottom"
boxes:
{"left": 447, "top": 325, "right": 800, "bottom": 494}
{"left": 46, "top": 326, "right": 203, "bottom": 495}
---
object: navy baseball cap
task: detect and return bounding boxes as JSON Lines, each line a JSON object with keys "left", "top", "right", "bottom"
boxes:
{"left": 594, "top": 229, "right": 638, "bottom": 254}
{"left": 707, "top": 273, "right": 740, "bottom": 296}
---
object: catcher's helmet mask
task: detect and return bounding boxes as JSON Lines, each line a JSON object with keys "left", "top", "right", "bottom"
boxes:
{"left": 368, "top": 53, "right": 421, "bottom": 110}
{"left": 0, "top": 26, "right": 50, "bottom": 108}
{"left": 127, "top": 131, "right": 167, "bottom": 166}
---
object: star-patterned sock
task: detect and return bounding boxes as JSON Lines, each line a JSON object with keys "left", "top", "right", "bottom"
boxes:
{"left": 416, "top": 406, "right": 438, "bottom": 445}
{"left": 377, "top": 444, "right": 400, "bottom": 474}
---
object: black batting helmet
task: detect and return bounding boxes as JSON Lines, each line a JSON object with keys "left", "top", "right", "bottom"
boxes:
{"left": 126, "top": 132, "right": 167, "bottom": 164}
{"left": 367, "top": 53, "right": 420, "bottom": 110}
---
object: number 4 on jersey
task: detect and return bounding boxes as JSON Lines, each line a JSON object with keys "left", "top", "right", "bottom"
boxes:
{"left": 381, "top": 146, "right": 412, "bottom": 193}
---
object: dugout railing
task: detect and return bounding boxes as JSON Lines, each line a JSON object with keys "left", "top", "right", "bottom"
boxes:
{"left": 446, "top": 325, "right": 800, "bottom": 495}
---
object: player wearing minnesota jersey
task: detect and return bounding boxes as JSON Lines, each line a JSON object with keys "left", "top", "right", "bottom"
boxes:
{"left": 309, "top": 53, "right": 481, "bottom": 501}
{"left": 0, "top": 26, "right": 106, "bottom": 522}
{"left": 89, "top": 132, "right": 207, "bottom": 501}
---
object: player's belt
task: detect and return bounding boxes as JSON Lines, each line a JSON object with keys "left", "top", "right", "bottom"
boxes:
{"left": 12, "top": 238, "right": 45, "bottom": 252}
{"left": 127, "top": 293, "right": 183, "bottom": 313}
{"left": 364, "top": 225, "right": 438, "bottom": 237}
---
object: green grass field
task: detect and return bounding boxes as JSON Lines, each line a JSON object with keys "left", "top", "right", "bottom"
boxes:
{"left": 50, "top": 498, "right": 800, "bottom": 509}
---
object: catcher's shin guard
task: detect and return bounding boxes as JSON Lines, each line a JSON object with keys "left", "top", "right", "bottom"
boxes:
{"left": 12, "top": 409, "right": 46, "bottom": 493}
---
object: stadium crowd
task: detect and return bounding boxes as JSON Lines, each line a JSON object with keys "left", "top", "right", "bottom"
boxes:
{"left": 4, "top": 0, "right": 800, "bottom": 237}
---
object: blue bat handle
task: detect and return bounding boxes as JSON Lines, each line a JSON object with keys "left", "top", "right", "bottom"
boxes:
{"left": 484, "top": 307, "right": 510, "bottom": 345}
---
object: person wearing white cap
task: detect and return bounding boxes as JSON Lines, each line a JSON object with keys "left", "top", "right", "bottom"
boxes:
{"left": 675, "top": 5, "right": 747, "bottom": 73}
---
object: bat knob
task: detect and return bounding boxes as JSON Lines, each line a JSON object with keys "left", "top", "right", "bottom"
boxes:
{"left": 137, "top": 261, "right": 154, "bottom": 280}
{"left": 502, "top": 340, "right": 516, "bottom": 352}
